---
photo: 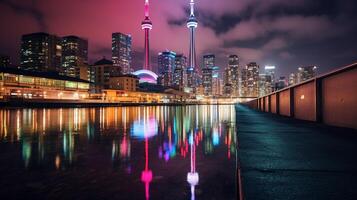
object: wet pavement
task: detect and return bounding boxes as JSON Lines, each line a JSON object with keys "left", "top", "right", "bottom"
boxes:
{"left": 236, "top": 104, "right": 357, "bottom": 200}
{"left": 0, "top": 105, "right": 237, "bottom": 200}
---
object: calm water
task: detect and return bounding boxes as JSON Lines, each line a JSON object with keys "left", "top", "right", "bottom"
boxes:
{"left": 0, "top": 105, "right": 237, "bottom": 200}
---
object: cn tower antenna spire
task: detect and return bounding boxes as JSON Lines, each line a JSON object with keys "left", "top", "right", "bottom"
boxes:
{"left": 190, "top": 0, "right": 195, "bottom": 16}
{"left": 145, "top": 0, "right": 149, "bottom": 18}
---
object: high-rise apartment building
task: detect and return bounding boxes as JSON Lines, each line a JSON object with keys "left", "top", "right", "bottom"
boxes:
{"left": 202, "top": 54, "right": 215, "bottom": 96}
{"left": 227, "top": 55, "right": 240, "bottom": 97}
{"left": 212, "top": 66, "right": 221, "bottom": 96}
{"left": 20, "top": 32, "right": 62, "bottom": 72}
{"left": 173, "top": 54, "right": 187, "bottom": 91}
{"left": 289, "top": 73, "right": 298, "bottom": 86}
{"left": 61, "top": 35, "right": 88, "bottom": 79}
{"left": 298, "top": 66, "right": 317, "bottom": 82}
{"left": 241, "top": 62, "right": 259, "bottom": 97}
{"left": 223, "top": 65, "right": 234, "bottom": 97}
{"left": 112, "top": 32, "right": 132, "bottom": 74}
{"left": 158, "top": 51, "right": 176, "bottom": 87}
{"left": 276, "top": 76, "right": 287, "bottom": 90}
{"left": 265, "top": 66, "right": 276, "bottom": 92}
{"left": 259, "top": 74, "right": 273, "bottom": 97}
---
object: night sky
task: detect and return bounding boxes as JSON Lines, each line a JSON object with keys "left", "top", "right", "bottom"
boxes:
{"left": 0, "top": 0, "right": 357, "bottom": 77}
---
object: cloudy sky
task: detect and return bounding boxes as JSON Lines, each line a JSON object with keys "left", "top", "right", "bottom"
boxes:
{"left": 0, "top": 0, "right": 356, "bottom": 77}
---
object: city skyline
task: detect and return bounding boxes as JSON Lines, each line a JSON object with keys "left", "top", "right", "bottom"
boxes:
{"left": 0, "top": 0, "right": 357, "bottom": 77}
{"left": 0, "top": 1, "right": 357, "bottom": 199}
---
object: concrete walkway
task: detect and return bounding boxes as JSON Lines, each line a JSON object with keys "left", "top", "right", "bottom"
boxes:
{"left": 236, "top": 104, "right": 357, "bottom": 200}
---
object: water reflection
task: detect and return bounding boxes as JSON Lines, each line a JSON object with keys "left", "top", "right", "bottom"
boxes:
{"left": 0, "top": 105, "right": 237, "bottom": 199}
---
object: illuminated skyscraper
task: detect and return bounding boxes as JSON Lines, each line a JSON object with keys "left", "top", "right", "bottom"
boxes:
{"left": 158, "top": 51, "right": 176, "bottom": 87}
{"left": 112, "top": 32, "right": 132, "bottom": 74}
{"left": 241, "top": 62, "right": 259, "bottom": 97}
{"left": 259, "top": 74, "right": 273, "bottom": 97}
{"left": 186, "top": 0, "right": 198, "bottom": 92}
{"left": 223, "top": 66, "right": 233, "bottom": 97}
{"left": 173, "top": 54, "right": 187, "bottom": 91}
{"left": 289, "top": 73, "right": 298, "bottom": 85}
{"left": 20, "top": 32, "right": 62, "bottom": 73}
{"left": 297, "top": 66, "right": 317, "bottom": 82}
{"left": 264, "top": 66, "right": 276, "bottom": 92}
{"left": 276, "top": 76, "right": 288, "bottom": 90}
{"left": 142, "top": 0, "right": 152, "bottom": 71}
{"left": 228, "top": 55, "right": 240, "bottom": 97}
{"left": 202, "top": 54, "right": 214, "bottom": 96}
{"left": 212, "top": 66, "right": 221, "bottom": 96}
{"left": 61, "top": 35, "right": 88, "bottom": 79}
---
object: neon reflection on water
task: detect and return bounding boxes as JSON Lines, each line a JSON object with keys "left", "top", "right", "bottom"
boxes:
{"left": 130, "top": 108, "right": 158, "bottom": 200}
{"left": 0, "top": 105, "right": 237, "bottom": 198}
{"left": 187, "top": 130, "right": 199, "bottom": 200}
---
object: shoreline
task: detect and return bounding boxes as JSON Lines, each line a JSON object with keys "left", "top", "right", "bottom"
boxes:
{"left": 0, "top": 99, "right": 236, "bottom": 108}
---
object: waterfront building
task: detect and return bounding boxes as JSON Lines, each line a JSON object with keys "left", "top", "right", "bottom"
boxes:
{"left": 0, "top": 55, "right": 10, "bottom": 68}
{"left": 241, "top": 62, "right": 259, "bottom": 97}
{"left": 108, "top": 74, "right": 139, "bottom": 91}
{"left": 158, "top": 51, "right": 176, "bottom": 87}
{"left": 202, "top": 54, "right": 215, "bottom": 96}
{"left": 61, "top": 35, "right": 89, "bottom": 79}
{"left": 102, "top": 89, "right": 180, "bottom": 103}
{"left": 0, "top": 66, "right": 90, "bottom": 100}
{"left": 223, "top": 66, "right": 232, "bottom": 97}
{"left": 212, "top": 66, "right": 221, "bottom": 96}
{"left": 186, "top": 0, "right": 198, "bottom": 92}
{"left": 258, "top": 74, "right": 273, "bottom": 97}
{"left": 202, "top": 68, "right": 213, "bottom": 96}
{"left": 298, "top": 66, "right": 317, "bottom": 82}
{"left": 227, "top": 55, "right": 240, "bottom": 97}
{"left": 264, "top": 65, "right": 276, "bottom": 91}
{"left": 20, "top": 32, "right": 62, "bottom": 73}
{"left": 173, "top": 54, "right": 187, "bottom": 91}
{"left": 112, "top": 32, "right": 132, "bottom": 74}
{"left": 91, "top": 58, "right": 114, "bottom": 91}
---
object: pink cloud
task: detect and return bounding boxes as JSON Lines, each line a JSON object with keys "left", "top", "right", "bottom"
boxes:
{"left": 222, "top": 15, "right": 340, "bottom": 42}
{"left": 262, "top": 38, "right": 287, "bottom": 51}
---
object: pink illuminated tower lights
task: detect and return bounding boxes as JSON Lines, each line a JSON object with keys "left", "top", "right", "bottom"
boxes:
{"left": 141, "top": 0, "right": 152, "bottom": 71}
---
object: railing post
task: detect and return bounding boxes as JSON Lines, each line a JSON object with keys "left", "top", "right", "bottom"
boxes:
{"left": 259, "top": 98, "right": 262, "bottom": 110}
{"left": 268, "top": 95, "right": 271, "bottom": 112}
{"left": 290, "top": 88, "right": 295, "bottom": 117}
{"left": 315, "top": 78, "right": 323, "bottom": 123}
{"left": 276, "top": 92, "right": 280, "bottom": 115}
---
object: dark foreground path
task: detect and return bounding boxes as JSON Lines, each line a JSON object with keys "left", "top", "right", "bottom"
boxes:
{"left": 236, "top": 104, "right": 357, "bottom": 200}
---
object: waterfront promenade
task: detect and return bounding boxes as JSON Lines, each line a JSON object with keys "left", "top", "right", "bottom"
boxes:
{"left": 236, "top": 104, "right": 357, "bottom": 200}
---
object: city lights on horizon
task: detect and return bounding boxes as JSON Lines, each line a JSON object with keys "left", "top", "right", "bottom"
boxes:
{"left": 0, "top": 0, "right": 328, "bottom": 102}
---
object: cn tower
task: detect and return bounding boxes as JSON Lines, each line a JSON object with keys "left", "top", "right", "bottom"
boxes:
{"left": 141, "top": 0, "right": 152, "bottom": 71}
{"left": 187, "top": 0, "right": 198, "bottom": 90}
